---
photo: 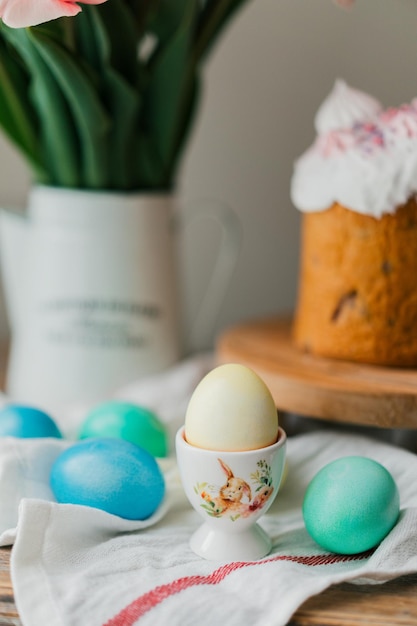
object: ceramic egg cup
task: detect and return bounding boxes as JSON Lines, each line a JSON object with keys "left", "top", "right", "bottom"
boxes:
{"left": 175, "top": 426, "right": 287, "bottom": 562}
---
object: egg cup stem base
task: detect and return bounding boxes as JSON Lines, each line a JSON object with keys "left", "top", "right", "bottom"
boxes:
{"left": 190, "top": 522, "right": 272, "bottom": 562}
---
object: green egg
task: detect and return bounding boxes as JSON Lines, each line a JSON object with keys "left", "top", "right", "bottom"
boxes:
{"left": 302, "top": 456, "right": 400, "bottom": 554}
{"left": 78, "top": 401, "right": 168, "bottom": 457}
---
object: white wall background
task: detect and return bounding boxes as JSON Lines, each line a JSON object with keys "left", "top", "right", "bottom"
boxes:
{"left": 1, "top": 0, "right": 417, "bottom": 350}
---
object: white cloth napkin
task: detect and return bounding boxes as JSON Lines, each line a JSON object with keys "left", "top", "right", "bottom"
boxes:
{"left": 1, "top": 358, "right": 417, "bottom": 626}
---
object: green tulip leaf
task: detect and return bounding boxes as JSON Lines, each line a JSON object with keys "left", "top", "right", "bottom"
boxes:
{"left": 28, "top": 27, "right": 111, "bottom": 188}
{"left": 1, "top": 25, "right": 81, "bottom": 186}
{"left": 0, "top": 34, "right": 42, "bottom": 173}
{"left": 73, "top": 6, "right": 143, "bottom": 189}
{"left": 144, "top": 0, "right": 198, "bottom": 187}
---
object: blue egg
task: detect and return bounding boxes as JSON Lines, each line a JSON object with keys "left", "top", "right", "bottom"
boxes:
{"left": 303, "top": 456, "right": 400, "bottom": 554}
{"left": 0, "top": 404, "right": 62, "bottom": 438}
{"left": 50, "top": 438, "right": 165, "bottom": 520}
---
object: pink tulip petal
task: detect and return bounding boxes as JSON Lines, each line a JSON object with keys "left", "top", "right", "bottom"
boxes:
{"left": 0, "top": 0, "right": 107, "bottom": 28}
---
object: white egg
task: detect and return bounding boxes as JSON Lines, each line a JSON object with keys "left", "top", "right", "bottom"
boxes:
{"left": 184, "top": 363, "right": 279, "bottom": 451}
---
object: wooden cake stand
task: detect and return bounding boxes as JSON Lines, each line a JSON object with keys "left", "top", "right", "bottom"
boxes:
{"left": 216, "top": 316, "right": 417, "bottom": 430}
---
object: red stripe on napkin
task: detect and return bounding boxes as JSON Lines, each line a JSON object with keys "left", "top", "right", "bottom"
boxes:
{"left": 104, "top": 550, "right": 372, "bottom": 626}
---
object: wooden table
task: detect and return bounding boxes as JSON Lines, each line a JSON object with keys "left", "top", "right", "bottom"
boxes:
{"left": 0, "top": 545, "right": 416, "bottom": 625}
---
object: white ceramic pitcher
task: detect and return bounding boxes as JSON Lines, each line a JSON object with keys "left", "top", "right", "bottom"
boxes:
{"left": 0, "top": 186, "right": 240, "bottom": 415}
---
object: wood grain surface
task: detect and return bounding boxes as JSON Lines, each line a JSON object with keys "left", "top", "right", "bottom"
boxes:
{"left": 292, "top": 573, "right": 417, "bottom": 625}
{"left": 217, "top": 316, "right": 417, "bottom": 429}
{"left": 0, "top": 548, "right": 20, "bottom": 626}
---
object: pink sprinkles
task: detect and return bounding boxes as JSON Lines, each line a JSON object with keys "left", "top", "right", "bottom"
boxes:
{"left": 318, "top": 101, "right": 417, "bottom": 157}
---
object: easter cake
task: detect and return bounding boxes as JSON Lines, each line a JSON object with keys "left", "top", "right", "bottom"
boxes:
{"left": 291, "top": 80, "right": 417, "bottom": 367}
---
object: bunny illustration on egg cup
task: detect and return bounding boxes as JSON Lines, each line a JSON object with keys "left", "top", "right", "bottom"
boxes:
{"left": 175, "top": 426, "right": 287, "bottom": 561}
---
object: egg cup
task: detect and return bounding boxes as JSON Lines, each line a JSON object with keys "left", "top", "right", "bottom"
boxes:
{"left": 175, "top": 426, "right": 287, "bottom": 561}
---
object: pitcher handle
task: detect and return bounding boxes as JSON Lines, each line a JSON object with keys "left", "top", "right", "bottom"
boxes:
{"left": 180, "top": 200, "right": 242, "bottom": 352}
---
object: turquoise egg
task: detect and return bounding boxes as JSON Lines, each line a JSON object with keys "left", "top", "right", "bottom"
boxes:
{"left": 78, "top": 401, "right": 168, "bottom": 457}
{"left": 302, "top": 456, "right": 400, "bottom": 554}
{"left": 50, "top": 438, "right": 165, "bottom": 520}
{"left": 0, "top": 404, "right": 62, "bottom": 438}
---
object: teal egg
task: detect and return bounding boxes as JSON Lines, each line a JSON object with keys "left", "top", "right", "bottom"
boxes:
{"left": 50, "top": 437, "right": 165, "bottom": 520}
{"left": 78, "top": 401, "right": 168, "bottom": 457}
{"left": 0, "top": 404, "right": 62, "bottom": 439}
{"left": 302, "top": 456, "right": 400, "bottom": 554}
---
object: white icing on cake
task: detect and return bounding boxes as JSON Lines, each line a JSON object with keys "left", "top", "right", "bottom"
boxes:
{"left": 291, "top": 80, "right": 417, "bottom": 217}
{"left": 314, "top": 79, "right": 383, "bottom": 134}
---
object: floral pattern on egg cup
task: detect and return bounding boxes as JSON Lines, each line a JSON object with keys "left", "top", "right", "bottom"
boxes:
{"left": 195, "top": 457, "right": 274, "bottom": 522}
